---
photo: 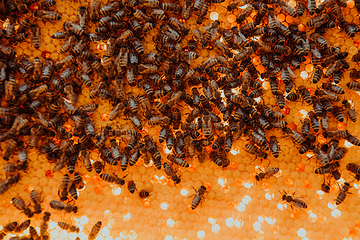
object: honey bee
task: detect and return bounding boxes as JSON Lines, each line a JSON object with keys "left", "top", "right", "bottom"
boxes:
{"left": 139, "top": 189, "right": 150, "bottom": 198}
{"left": 269, "top": 136, "right": 280, "bottom": 158}
{"left": 12, "top": 197, "right": 33, "bottom": 217}
{"left": 279, "top": 0, "right": 297, "bottom": 17}
{"left": 191, "top": 185, "right": 207, "bottom": 209}
{"left": 164, "top": 162, "right": 181, "bottom": 184}
{"left": 30, "top": 190, "right": 42, "bottom": 214}
{"left": 336, "top": 182, "right": 351, "bottom": 205}
{"left": 34, "top": 10, "right": 62, "bottom": 21}
{"left": 281, "top": 190, "right": 307, "bottom": 209}
{"left": 15, "top": 219, "right": 31, "bottom": 232}
{"left": 127, "top": 181, "right": 136, "bottom": 194}
{"left": 58, "top": 222, "right": 80, "bottom": 233}
{"left": 4, "top": 221, "right": 18, "bottom": 232}
{"left": 315, "top": 161, "right": 340, "bottom": 175}
{"left": 245, "top": 144, "right": 268, "bottom": 160}
{"left": 342, "top": 100, "right": 357, "bottom": 122}
{"left": 255, "top": 166, "right": 280, "bottom": 181}
{"left": 100, "top": 173, "right": 126, "bottom": 186}
{"left": 88, "top": 221, "right": 102, "bottom": 240}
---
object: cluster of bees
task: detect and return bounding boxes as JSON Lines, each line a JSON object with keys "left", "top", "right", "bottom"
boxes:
{"left": 1, "top": 0, "right": 360, "bottom": 237}
{"left": 0, "top": 211, "right": 102, "bottom": 240}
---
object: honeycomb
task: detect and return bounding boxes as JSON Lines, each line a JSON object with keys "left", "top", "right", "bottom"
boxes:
{"left": 1, "top": 0, "right": 360, "bottom": 239}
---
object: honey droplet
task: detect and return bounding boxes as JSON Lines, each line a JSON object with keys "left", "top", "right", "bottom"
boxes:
{"left": 45, "top": 170, "right": 54, "bottom": 178}
{"left": 42, "top": 50, "right": 51, "bottom": 59}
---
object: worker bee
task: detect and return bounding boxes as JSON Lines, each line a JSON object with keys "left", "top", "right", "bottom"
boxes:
{"left": 281, "top": 190, "right": 307, "bottom": 209}
{"left": 168, "top": 154, "right": 189, "bottom": 168}
{"left": 29, "top": 24, "right": 40, "bottom": 49}
{"left": 58, "top": 222, "right": 80, "bottom": 233}
{"left": 30, "top": 190, "right": 42, "bottom": 214}
{"left": 279, "top": 0, "right": 297, "bottom": 17}
{"left": 4, "top": 221, "right": 18, "bottom": 232}
{"left": 255, "top": 166, "right": 280, "bottom": 181}
{"left": 336, "top": 182, "right": 352, "bottom": 205}
{"left": 315, "top": 161, "right": 340, "bottom": 175}
{"left": 100, "top": 173, "right": 126, "bottom": 186}
{"left": 127, "top": 181, "right": 136, "bottom": 194}
{"left": 88, "top": 221, "right": 102, "bottom": 240}
{"left": 269, "top": 136, "right": 280, "bottom": 158}
{"left": 15, "top": 219, "right": 31, "bottom": 232}
{"left": 342, "top": 100, "right": 357, "bottom": 122}
{"left": 12, "top": 197, "right": 33, "bottom": 217}
{"left": 191, "top": 185, "right": 207, "bottom": 209}
{"left": 245, "top": 144, "right": 268, "bottom": 160}
{"left": 139, "top": 189, "right": 150, "bottom": 198}
{"left": 34, "top": 10, "right": 61, "bottom": 20}
{"left": 58, "top": 174, "right": 70, "bottom": 201}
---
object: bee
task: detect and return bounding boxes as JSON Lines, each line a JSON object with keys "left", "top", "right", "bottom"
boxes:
{"left": 245, "top": 144, "right": 268, "bottom": 160}
{"left": 347, "top": 133, "right": 360, "bottom": 146}
{"left": 88, "top": 221, "right": 102, "bottom": 240}
{"left": 256, "top": 166, "right": 280, "bottom": 181}
{"left": 15, "top": 219, "right": 31, "bottom": 232}
{"left": 296, "top": 2, "right": 306, "bottom": 16}
{"left": 3, "top": 139, "right": 17, "bottom": 161}
{"left": 164, "top": 162, "right": 181, "bottom": 184}
{"left": 315, "top": 161, "right": 340, "bottom": 175}
{"left": 72, "top": 172, "right": 85, "bottom": 190}
{"left": 282, "top": 190, "right": 307, "bottom": 209}
{"left": 269, "top": 136, "right": 280, "bottom": 158}
{"left": 336, "top": 182, "right": 351, "bottom": 205}
{"left": 127, "top": 181, "right": 136, "bottom": 194}
{"left": 191, "top": 185, "right": 207, "bottom": 209}
{"left": 17, "top": 18, "right": 30, "bottom": 33}
{"left": 342, "top": 100, "right": 357, "bottom": 122}
{"left": 34, "top": 10, "right": 61, "bottom": 21}
{"left": 312, "top": 147, "right": 331, "bottom": 166}
{"left": 168, "top": 153, "right": 189, "bottom": 168}
{"left": 283, "top": 127, "right": 304, "bottom": 145}
{"left": 12, "top": 197, "right": 33, "bottom": 217}
{"left": 308, "top": 111, "right": 320, "bottom": 132}
{"left": 279, "top": 0, "right": 297, "bottom": 17}
{"left": 63, "top": 21, "right": 84, "bottom": 36}
{"left": 68, "top": 181, "right": 78, "bottom": 201}
{"left": 325, "top": 59, "right": 347, "bottom": 78}
{"left": 100, "top": 173, "right": 126, "bottom": 186}
{"left": 4, "top": 221, "right": 18, "bottom": 232}
{"left": 30, "top": 190, "right": 42, "bottom": 214}
{"left": 109, "top": 102, "right": 126, "bottom": 121}
{"left": 89, "top": 0, "right": 100, "bottom": 23}
{"left": 58, "top": 222, "right": 80, "bottom": 233}
{"left": 58, "top": 174, "right": 70, "bottom": 201}
{"left": 139, "top": 189, "right": 150, "bottom": 198}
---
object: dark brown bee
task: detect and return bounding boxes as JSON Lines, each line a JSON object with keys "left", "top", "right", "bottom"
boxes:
{"left": 336, "top": 182, "right": 351, "bottom": 205}
{"left": 58, "top": 222, "right": 80, "bottom": 233}
{"left": 312, "top": 147, "right": 331, "bottom": 166}
{"left": 342, "top": 100, "right": 357, "bottom": 122}
{"left": 245, "top": 144, "right": 268, "bottom": 160}
{"left": 308, "top": 111, "right": 320, "bottom": 132}
{"left": 100, "top": 173, "right": 126, "bottom": 186}
{"left": 89, "top": 0, "right": 100, "bottom": 23}
{"left": 34, "top": 10, "right": 61, "bottom": 21}
{"left": 63, "top": 21, "right": 84, "bottom": 35}
{"left": 297, "top": 86, "right": 312, "bottom": 105}
{"left": 12, "top": 197, "right": 33, "bottom": 217}
{"left": 269, "top": 136, "right": 280, "bottom": 158}
{"left": 15, "top": 219, "right": 31, "bottom": 232}
{"left": 255, "top": 166, "right": 280, "bottom": 181}
{"left": 282, "top": 190, "right": 307, "bottom": 209}
{"left": 127, "top": 181, "right": 136, "bottom": 194}
{"left": 4, "top": 221, "right": 18, "bottom": 232}
{"left": 332, "top": 106, "right": 344, "bottom": 122}
{"left": 139, "top": 189, "right": 150, "bottom": 199}
{"left": 68, "top": 181, "right": 78, "bottom": 200}
{"left": 88, "top": 221, "right": 102, "bottom": 240}
{"left": 58, "top": 174, "right": 70, "bottom": 201}
{"left": 30, "top": 190, "right": 42, "bottom": 214}
{"left": 191, "top": 185, "right": 207, "bottom": 209}
{"left": 315, "top": 161, "right": 340, "bottom": 175}
{"left": 279, "top": 0, "right": 297, "bottom": 17}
